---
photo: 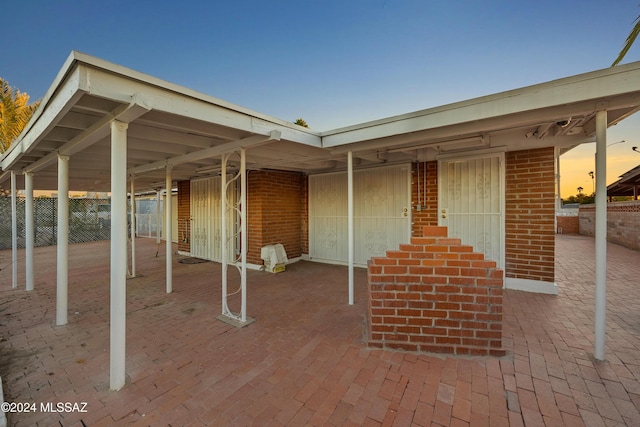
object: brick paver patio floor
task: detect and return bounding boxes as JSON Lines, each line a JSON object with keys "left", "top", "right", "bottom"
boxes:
{"left": 0, "top": 234, "right": 639, "bottom": 426}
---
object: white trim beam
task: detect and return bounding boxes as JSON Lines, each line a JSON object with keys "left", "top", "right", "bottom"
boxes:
{"left": 24, "top": 99, "right": 151, "bottom": 174}
{"left": 322, "top": 63, "right": 640, "bottom": 148}
{"left": 128, "top": 131, "right": 281, "bottom": 176}
{"left": 1, "top": 68, "right": 87, "bottom": 171}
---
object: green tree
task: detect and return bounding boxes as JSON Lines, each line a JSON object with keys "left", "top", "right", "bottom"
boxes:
{"left": 0, "top": 78, "right": 40, "bottom": 153}
{"left": 294, "top": 118, "right": 309, "bottom": 128}
{"left": 563, "top": 192, "right": 595, "bottom": 205}
{"left": 612, "top": 11, "right": 640, "bottom": 66}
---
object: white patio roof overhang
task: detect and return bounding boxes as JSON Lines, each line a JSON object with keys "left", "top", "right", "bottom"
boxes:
{"left": 3, "top": 51, "right": 640, "bottom": 391}
{"left": 3, "top": 51, "right": 640, "bottom": 190}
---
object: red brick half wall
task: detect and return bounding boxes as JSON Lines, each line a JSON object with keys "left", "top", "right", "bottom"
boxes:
{"left": 505, "top": 148, "right": 556, "bottom": 290}
{"left": 367, "top": 226, "right": 504, "bottom": 356}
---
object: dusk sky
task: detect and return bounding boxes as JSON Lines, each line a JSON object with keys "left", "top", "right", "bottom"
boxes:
{"left": 3, "top": 0, "right": 640, "bottom": 197}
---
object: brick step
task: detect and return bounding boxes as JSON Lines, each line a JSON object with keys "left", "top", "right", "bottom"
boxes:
{"left": 367, "top": 226, "right": 504, "bottom": 357}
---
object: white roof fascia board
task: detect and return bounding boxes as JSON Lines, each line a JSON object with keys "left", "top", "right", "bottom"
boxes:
{"left": 128, "top": 130, "right": 281, "bottom": 176}
{"left": 74, "top": 53, "right": 322, "bottom": 147}
{"left": 23, "top": 99, "right": 151, "bottom": 174}
{"left": 0, "top": 66, "right": 88, "bottom": 171}
{"left": 10, "top": 51, "right": 82, "bottom": 144}
{"left": 321, "top": 61, "right": 640, "bottom": 148}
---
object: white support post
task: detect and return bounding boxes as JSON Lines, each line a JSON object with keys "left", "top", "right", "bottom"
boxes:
{"left": 240, "top": 148, "right": 247, "bottom": 322}
{"left": 25, "top": 172, "right": 34, "bottom": 291}
{"left": 110, "top": 120, "right": 128, "bottom": 391}
{"left": 130, "top": 177, "right": 136, "bottom": 278}
{"left": 218, "top": 150, "right": 253, "bottom": 327}
{"left": 57, "top": 155, "right": 70, "bottom": 326}
{"left": 594, "top": 109, "right": 608, "bottom": 361}
{"left": 348, "top": 150, "right": 354, "bottom": 305}
{"left": 166, "top": 167, "right": 173, "bottom": 294}
{"left": 11, "top": 171, "right": 18, "bottom": 289}
{"left": 156, "top": 190, "right": 161, "bottom": 245}
{"left": 221, "top": 155, "right": 228, "bottom": 314}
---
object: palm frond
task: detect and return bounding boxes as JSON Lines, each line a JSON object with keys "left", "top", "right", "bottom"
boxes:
{"left": 0, "top": 78, "right": 40, "bottom": 153}
{"left": 612, "top": 14, "right": 640, "bottom": 66}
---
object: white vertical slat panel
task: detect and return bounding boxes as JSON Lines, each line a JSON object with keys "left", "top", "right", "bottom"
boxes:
{"left": 190, "top": 178, "right": 210, "bottom": 259}
{"left": 439, "top": 155, "right": 503, "bottom": 268}
{"left": 309, "top": 165, "right": 410, "bottom": 266}
{"left": 191, "top": 176, "right": 236, "bottom": 262}
{"left": 210, "top": 177, "right": 223, "bottom": 261}
{"left": 309, "top": 172, "right": 347, "bottom": 262}
{"left": 211, "top": 175, "right": 236, "bottom": 262}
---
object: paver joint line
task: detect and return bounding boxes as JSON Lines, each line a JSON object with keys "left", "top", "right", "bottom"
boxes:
{"left": 0, "top": 235, "right": 639, "bottom": 425}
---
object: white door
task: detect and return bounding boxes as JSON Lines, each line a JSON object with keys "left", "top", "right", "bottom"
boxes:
{"left": 191, "top": 178, "right": 212, "bottom": 259}
{"left": 309, "top": 165, "right": 411, "bottom": 266}
{"left": 190, "top": 177, "right": 235, "bottom": 261}
{"left": 438, "top": 155, "right": 504, "bottom": 268}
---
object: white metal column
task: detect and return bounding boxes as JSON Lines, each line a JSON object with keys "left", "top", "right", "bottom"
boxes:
{"left": 594, "top": 109, "right": 608, "bottom": 361}
{"left": 219, "top": 149, "right": 253, "bottom": 326}
{"left": 130, "top": 178, "right": 136, "bottom": 278}
{"left": 166, "top": 167, "right": 173, "bottom": 294}
{"left": 221, "top": 157, "right": 228, "bottom": 314}
{"left": 110, "top": 120, "right": 128, "bottom": 391}
{"left": 57, "top": 155, "right": 70, "bottom": 326}
{"left": 347, "top": 150, "right": 354, "bottom": 305}
{"left": 240, "top": 148, "right": 247, "bottom": 321}
{"left": 156, "top": 190, "right": 161, "bottom": 246}
{"left": 25, "top": 172, "right": 34, "bottom": 291}
{"left": 11, "top": 171, "right": 17, "bottom": 289}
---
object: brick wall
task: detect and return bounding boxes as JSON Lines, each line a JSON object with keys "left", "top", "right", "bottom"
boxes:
{"left": 367, "top": 226, "right": 504, "bottom": 356}
{"left": 579, "top": 201, "right": 640, "bottom": 250}
{"left": 411, "top": 161, "right": 438, "bottom": 236}
{"left": 505, "top": 148, "right": 555, "bottom": 283}
{"left": 177, "top": 180, "right": 190, "bottom": 253}
{"left": 556, "top": 216, "right": 579, "bottom": 234}
{"left": 247, "top": 170, "right": 305, "bottom": 264}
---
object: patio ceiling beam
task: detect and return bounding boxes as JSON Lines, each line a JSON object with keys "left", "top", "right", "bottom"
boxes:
{"left": 23, "top": 98, "right": 151, "bottom": 174}
{"left": 128, "top": 130, "right": 281, "bottom": 176}
{"left": 0, "top": 67, "right": 87, "bottom": 172}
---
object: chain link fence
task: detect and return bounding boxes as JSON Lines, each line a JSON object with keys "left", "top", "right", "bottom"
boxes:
{"left": 0, "top": 196, "right": 164, "bottom": 250}
{"left": 0, "top": 197, "right": 112, "bottom": 249}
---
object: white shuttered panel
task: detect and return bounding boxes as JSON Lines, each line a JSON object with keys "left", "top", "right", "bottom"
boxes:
{"left": 438, "top": 155, "right": 504, "bottom": 268}
{"left": 309, "top": 165, "right": 410, "bottom": 266}
{"left": 190, "top": 176, "right": 235, "bottom": 262}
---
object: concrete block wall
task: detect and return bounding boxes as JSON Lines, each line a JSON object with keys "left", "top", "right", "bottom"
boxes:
{"left": 367, "top": 226, "right": 504, "bottom": 356}
{"left": 579, "top": 201, "right": 640, "bottom": 250}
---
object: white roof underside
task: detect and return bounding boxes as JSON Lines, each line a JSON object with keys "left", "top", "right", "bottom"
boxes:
{"left": 2, "top": 51, "right": 640, "bottom": 192}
